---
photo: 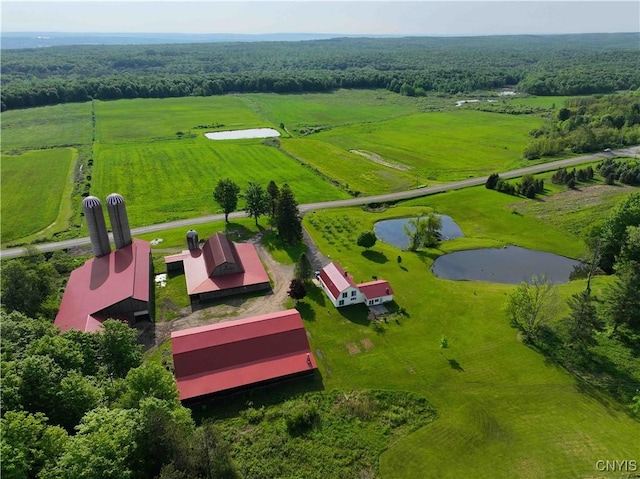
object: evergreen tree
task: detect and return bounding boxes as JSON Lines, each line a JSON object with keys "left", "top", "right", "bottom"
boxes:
{"left": 276, "top": 184, "right": 303, "bottom": 245}
{"left": 294, "top": 253, "right": 313, "bottom": 282}
{"left": 267, "top": 180, "right": 280, "bottom": 218}
{"left": 485, "top": 173, "right": 500, "bottom": 190}
{"left": 564, "top": 291, "right": 601, "bottom": 354}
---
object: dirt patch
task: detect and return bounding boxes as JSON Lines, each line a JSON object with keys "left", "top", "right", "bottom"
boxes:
{"left": 350, "top": 150, "right": 413, "bottom": 171}
{"left": 361, "top": 338, "right": 374, "bottom": 350}
{"left": 346, "top": 342, "right": 362, "bottom": 355}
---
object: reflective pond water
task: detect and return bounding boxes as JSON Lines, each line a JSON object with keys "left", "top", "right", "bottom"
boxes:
{"left": 431, "top": 246, "right": 582, "bottom": 284}
{"left": 204, "top": 128, "right": 281, "bottom": 140}
{"left": 374, "top": 215, "right": 464, "bottom": 250}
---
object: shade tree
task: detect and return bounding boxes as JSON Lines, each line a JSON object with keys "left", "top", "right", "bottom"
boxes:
{"left": 213, "top": 178, "right": 241, "bottom": 223}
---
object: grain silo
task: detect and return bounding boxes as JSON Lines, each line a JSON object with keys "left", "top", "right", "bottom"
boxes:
{"left": 82, "top": 196, "right": 111, "bottom": 257}
{"left": 106, "top": 193, "right": 132, "bottom": 250}
{"left": 186, "top": 230, "right": 199, "bottom": 250}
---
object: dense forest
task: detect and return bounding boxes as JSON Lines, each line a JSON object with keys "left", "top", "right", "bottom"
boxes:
{"left": 2, "top": 33, "right": 639, "bottom": 111}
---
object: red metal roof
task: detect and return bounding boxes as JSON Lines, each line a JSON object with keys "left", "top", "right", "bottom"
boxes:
{"left": 171, "top": 309, "right": 316, "bottom": 400}
{"left": 319, "top": 263, "right": 356, "bottom": 300}
{"left": 165, "top": 242, "right": 269, "bottom": 296}
{"left": 357, "top": 280, "right": 394, "bottom": 300}
{"left": 54, "top": 239, "right": 151, "bottom": 332}
{"left": 202, "top": 233, "right": 242, "bottom": 275}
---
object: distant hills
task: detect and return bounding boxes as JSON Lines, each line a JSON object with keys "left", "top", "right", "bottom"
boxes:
{"left": 1, "top": 32, "right": 400, "bottom": 49}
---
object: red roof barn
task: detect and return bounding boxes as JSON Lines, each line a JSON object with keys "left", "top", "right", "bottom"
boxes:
{"left": 171, "top": 309, "right": 317, "bottom": 401}
{"left": 164, "top": 233, "right": 270, "bottom": 301}
{"left": 54, "top": 239, "right": 152, "bottom": 332}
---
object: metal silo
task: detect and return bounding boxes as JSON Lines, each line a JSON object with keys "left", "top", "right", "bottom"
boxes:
{"left": 106, "top": 193, "right": 132, "bottom": 250}
{"left": 187, "top": 230, "right": 199, "bottom": 250}
{"left": 82, "top": 196, "right": 111, "bottom": 257}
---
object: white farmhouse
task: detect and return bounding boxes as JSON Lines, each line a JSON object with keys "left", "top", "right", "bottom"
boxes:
{"left": 318, "top": 262, "right": 394, "bottom": 308}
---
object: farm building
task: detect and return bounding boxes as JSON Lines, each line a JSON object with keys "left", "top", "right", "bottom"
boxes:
{"left": 164, "top": 232, "right": 270, "bottom": 302}
{"left": 171, "top": 309, "right": 317, "bottom": 401}
{"left": 54, "top": 195, "right": 153, "bottom": 332}
{"left": 318, "top": 262, "right": 394, "bottom": 308}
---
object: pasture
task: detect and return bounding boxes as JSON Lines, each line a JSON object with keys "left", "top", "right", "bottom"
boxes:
{"left": 1, "top": 148, "right": 76, "bottom": 244}
{"left": 0, "top": 102, "right": 92, "bottom": 151}
{"left": 296, "top": 185, "right": 639, "bottom": 478}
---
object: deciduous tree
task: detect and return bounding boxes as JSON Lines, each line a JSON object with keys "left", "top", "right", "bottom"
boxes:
{"left": 356, "top": 231, "right": 377, "bottom": 250}
{"left": 288, "top": 278, "right": 307, "bottom": 305}
{"left": 244, "top": 182, "right": 270, "bottom": 225}
{"left": 505, "top": 275, "right": 559, "bottom": 342}
{"left": 213, "top": 178, "right": 241, "bottom": 223}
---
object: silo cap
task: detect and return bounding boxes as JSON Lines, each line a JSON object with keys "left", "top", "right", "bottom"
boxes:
{"left": 82, "top": 196, "right": 102, "bottom": 208}
{"left": 106, "top": 193, "right": 125, "bottom": 205}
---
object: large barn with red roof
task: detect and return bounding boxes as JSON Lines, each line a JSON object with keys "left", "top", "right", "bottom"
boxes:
{"left": 164, "top": 232, "right": 270, "bottom": 302}
{"left": 318, "top": 262, "right": 394, "bottom": 308}
{"left": 171, "top": 309, "right": 317, "bottom": 401}
{"left": 54, "top": 194, "right": 153, "bottom": 332}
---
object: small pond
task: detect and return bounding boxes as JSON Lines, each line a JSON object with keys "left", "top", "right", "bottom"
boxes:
{"left": 374, "top": 215, "right": 464, "bottom": 250}
{"left": 431, "top": 246, "right": 582, "bottom": 284}
{"left": 204, "top": 128, "right": 281, "bottom": 140}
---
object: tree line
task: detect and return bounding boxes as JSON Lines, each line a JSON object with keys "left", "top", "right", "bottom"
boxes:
{"left": 2, "top": 33, "right": 639, "bottom": 111}
{"left": 523, "top": 91, "right": 640, "bottom": 160}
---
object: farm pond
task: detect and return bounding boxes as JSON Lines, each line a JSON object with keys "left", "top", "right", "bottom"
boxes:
{"left": 431, "top": 246, "right": 583, "bottom": 284}
{"left": 374, "top": 215, "right": 464, "bottom": 250}
{"left": 204, "top": 128, "right": 280, "bottom": 140}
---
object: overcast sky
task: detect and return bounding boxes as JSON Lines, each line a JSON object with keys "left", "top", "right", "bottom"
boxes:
{"left": 2, "top": 1, "right": 639, "bottom": 36}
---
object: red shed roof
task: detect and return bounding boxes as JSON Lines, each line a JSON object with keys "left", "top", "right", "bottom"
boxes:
{"left": 171, "top": 309, "right": 316, "bottom": 400}
{"left": 165, "top": 242, "right": 268, "bottom": 296}
{"left": 319, "top": 263, "right": 356, "bottom": 300}
{"left": 357, "top": 280, "right": 394, "bottom": 300}
{"left": 54, "top": 239, "right": 151, "bottom": 332}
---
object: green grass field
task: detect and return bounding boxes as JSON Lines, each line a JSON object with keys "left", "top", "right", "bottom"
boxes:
{"left": 92, "top": 138, "right": 348, "bottom": 226}
{"left": 1, "top": 148, "right": 76, "bottom": 243}
{"left": 94, "top": 96, "right": 268, "bottom": 143}
{"left": 297, "top": 186, "right": 639, "bottom": 478}
{"left": 313, "top": 110, "right": 543, "bottom": 180}
{"left": 0, "top": 102, "right": 92, "bottom": 151}
{"left": 1, "top": 90, "right": 556, "bottom": 244}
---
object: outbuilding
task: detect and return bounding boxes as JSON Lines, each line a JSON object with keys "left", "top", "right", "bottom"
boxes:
{"left": 171, "top": 309, "right": 317, "bottom": 401}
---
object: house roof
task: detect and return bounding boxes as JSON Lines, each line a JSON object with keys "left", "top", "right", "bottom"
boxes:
{"left": 202, "top": 233, "right": 242, "bottom": 274}
{"left": 54, "top": 239, "right": 151, "bottom": 332}
{"left": 357, "top": 280, "right": 394, "bottom": 300}
{"left": 171, "top": 309, "right": 316, "bottom": 400}
{"left": 164, "top": 242, "right": 269, "bottom": 296}
{"left": 319, "top": 263, "right": 357, "bottom": 300}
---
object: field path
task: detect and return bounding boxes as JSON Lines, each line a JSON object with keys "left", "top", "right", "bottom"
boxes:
{"left": 2, "top": 146, "right": 638, "bottom": 260}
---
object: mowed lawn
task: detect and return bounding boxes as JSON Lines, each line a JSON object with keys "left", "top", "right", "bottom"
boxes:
{"left": 1, "top": 148, "right": 75, "bottom": 243}
{"left": 0, "top": 102, "right": 92, "bottom": 151}
{"left": 92, "top": 138, "right": 348, "bottom": 226}
{"left": 299, "top": 188, "right": 639, "bottom": 478}
{"left": 94, "top": 96, "right": 269, "bottom": 143}
{"left": 311, "top": 110, "right": 543, "bottom": 182}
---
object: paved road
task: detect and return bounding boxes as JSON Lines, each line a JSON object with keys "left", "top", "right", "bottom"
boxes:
{"left": 2, "top": 146, "right": 638, "bottom": 260}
